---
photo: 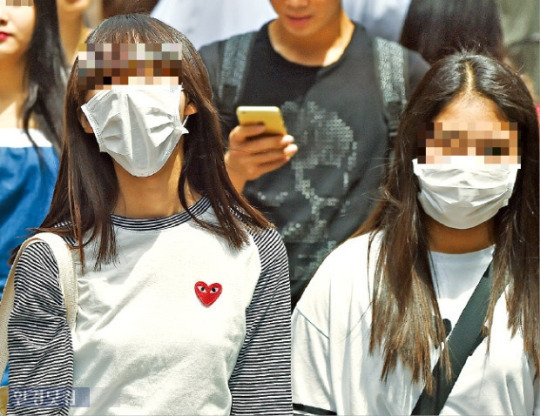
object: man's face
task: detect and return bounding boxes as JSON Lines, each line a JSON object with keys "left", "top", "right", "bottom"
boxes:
{"left": 270, "top": 0, "right": 342, "bottom": 38}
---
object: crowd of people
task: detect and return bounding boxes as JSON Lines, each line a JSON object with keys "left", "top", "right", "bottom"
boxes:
{"left": 0, "top": 0, "right": 538, "bottom": 415}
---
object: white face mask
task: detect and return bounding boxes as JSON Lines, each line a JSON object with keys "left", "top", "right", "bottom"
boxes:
{"left": 81, "top": 85, "right": 189, "bottom": 177}
{"left": 412, "top": 158, "right": 520, "bottom": 229}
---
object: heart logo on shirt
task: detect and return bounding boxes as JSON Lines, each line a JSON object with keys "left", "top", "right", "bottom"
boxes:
{"left": 194, "top": 281, "right": 222, "bottom": 307}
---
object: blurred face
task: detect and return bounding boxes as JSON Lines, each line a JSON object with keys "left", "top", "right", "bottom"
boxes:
{"left": 77, "top": 43, "right": 195, "bottom": 133}
{"left": 421, "top": 94, "right": 520, "bottom": 165}
{"left": 0, "top": 0, "right": 36, "bottom": 63}
{"left": 77, "top": 43, "right": 182, "bottom": 89}
{"left": 270, "top": 0, "right": 342, "bottom": 38}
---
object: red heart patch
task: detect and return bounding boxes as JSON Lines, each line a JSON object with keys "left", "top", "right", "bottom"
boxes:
{"left": 194, "top": 281, "right": 222, "bottom": 307}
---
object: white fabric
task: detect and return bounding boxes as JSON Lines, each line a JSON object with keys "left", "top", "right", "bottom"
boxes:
{"left": 413, "top": 159, "right": 520, "bottom": 229}
{"left": 292, "top": 233, "right": 539, "bottom": 415}
{"left": 81, "top": 86, "right": 187, "bottom": 177}
{"left": 70, "top": 208, "right": 262, "bottom": 415}
{"left": 0, "top": 128, "right": 52, "bottom": 148}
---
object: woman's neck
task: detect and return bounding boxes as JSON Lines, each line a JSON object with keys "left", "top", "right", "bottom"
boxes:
{"left": 268, "top": 11, "right": 354, "bottom": 67}
{"left": 0, "top": 60, "right": 27, "bottom": 128}
{"left": 113, "top": 147, "right": 199, "bottom": 219}
{"left": 427, "top": 217, "right": 495, "bottom": 254}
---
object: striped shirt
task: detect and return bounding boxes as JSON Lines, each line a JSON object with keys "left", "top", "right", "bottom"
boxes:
{"left": 8, "top": 197, "right": 292, "bottom": 415}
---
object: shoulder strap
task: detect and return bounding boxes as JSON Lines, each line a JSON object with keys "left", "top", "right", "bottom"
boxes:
{"left": 0, "top": 232, "right": 77, "bottom": 380}
{"left": 217, "top": 33, "right": 408, "bottom": 143}
{"left": 412, "top": 262, "right": 503, "bottom": 415}
{"left": 217, "top": 32, "right": 256, "bottom": 117}
{"left": 373, "top": 37, "right": 408, "bottom": 148}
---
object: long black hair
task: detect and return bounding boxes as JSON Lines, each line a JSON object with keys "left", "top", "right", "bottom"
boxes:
{"left": 22, "top": 0, "right": 66, "bottom": 152}
{"left": 356, "top": 53, "right": 539, "bottom": 391}
{"left": 38, "top": 14, "right": 270, "bottom": 268}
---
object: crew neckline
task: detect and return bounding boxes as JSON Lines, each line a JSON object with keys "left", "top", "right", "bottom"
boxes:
{"left": 430, "top": 245, "right": 495, "bottom": 264}
{"left": 111, "top": 196, "right": 211, "bottom": 231}
{"left": 261, "top": 21, "right": 359, "bottom": 70}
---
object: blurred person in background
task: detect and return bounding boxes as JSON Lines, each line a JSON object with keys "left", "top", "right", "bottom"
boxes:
{"left": 57, "top": 0, "right": 93, "bottom": 64}
{"left": 399, "top": 0, "right": 505, "bottom": 65}
{"left": 400, "top": 0, "right": 538, "bottom": 103}
{"left": 497, "top": 0, "right": 539, "bottom": 99}
{"left": 0, "top": 0, "right": 66, "bottom": 386}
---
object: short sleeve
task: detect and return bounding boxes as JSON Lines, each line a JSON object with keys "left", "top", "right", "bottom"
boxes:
{"left": 292, "top": 251, "right": 339, "bottom": 415}
{"left": 291, "top": 308, "right": 336, "bottom": 415}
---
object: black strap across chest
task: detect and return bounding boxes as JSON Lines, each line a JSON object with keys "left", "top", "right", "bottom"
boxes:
{"left": 412, "top": 262, "right": 501, "bottom": 415}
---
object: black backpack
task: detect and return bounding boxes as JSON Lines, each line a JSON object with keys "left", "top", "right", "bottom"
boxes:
{"left": 214, "top": 31, "right": 409, "bottom": 146}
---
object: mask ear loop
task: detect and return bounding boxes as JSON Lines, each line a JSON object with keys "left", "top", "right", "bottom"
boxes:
{"left": 182, "top": 115, "right": 189, "bottom": 132}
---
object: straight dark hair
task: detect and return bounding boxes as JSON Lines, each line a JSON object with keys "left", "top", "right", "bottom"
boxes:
{"left": 22, "top": 0, "right": 66, "bottom": 152}
{"left": 400, "top": 0, "right": 505, "bottom": 65}
{"left": 356, "top": 53, "right": 539, "bottom": 391}
{"left": 36, "top": 14, "right": 270, "bottom": 268}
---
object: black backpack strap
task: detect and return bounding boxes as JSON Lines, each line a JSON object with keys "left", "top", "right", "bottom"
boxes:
{"left": 372, "top": 37, "right": 408, "bottom": 148}
{"left": 217, "top": 32, "right": 256, "bottom": 118}
{"left": 412, "top": 262, "right": 504, "bottom": 415}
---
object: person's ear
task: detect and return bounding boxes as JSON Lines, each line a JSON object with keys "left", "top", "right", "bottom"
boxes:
{"left": 78, "top": 109, "right": 94, "bottom": 133}
{"left": 184, "top": 101, "right": 197, "bottom": 117}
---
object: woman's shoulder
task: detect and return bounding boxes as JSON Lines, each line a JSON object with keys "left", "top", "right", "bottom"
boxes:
{"left": 17, "top": 239, "right": 57, "bottom": 267}
{"left": 15, "top": 232, "right": 73, "bottom": 274}
{"left": 310, "top": 232, "right": 380, "bottom": 283}
{"left": 246, "top": 225, "right": 288, "bottom": 266}
{"left": 294, "top": 233, "right": 379, "bottom": 330}
{"left": 12, "top": 238, "right": 62, "bottom": 301}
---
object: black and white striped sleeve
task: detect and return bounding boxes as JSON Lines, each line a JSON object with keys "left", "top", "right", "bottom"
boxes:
{"left": 228, "top": 227, "right": 292, "bottom": 415}
{"left": 7, "top": 242, "right": 73, "bottom": 415}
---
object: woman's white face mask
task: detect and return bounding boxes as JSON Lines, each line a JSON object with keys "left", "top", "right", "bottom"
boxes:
{"left": 413, "top": 158, "right": 520, "bottom": 229}
{"left": 81, "top": 85, "right": 189, "bottom": 177}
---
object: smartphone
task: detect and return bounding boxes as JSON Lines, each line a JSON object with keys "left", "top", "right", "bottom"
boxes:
{"left": 236, "top": 106, "right": 287, "bottom": 135}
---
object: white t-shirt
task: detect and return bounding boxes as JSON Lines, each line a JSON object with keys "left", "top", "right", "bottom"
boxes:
{"left": 8, "top": 198, "right": 292, "bottom": 415}
{"left": 292, "top": 233, "right": 539, "bottom": 415}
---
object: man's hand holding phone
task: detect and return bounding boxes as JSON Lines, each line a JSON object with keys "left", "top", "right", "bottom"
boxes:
{"left": 226, "top": 106, "right": 298, "bottom": 192}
